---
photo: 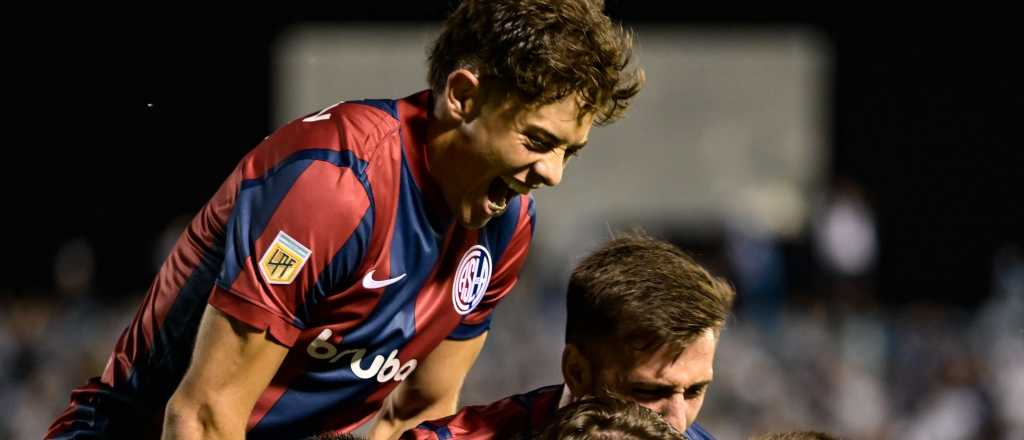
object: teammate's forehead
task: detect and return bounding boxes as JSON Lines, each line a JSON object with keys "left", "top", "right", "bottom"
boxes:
{"left": 615, "top": 334, "right": 717, "bottom": 386}
{"left": 619, "top": 364, "right": 713, "bottom": 389}
{"left": 621, "top": 356, "right": 713, "bottom": 383}
{"left": 514, "top": 96, "right": 593, "bottom": 144}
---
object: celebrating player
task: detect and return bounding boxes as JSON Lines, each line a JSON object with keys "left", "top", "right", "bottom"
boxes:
{"left": 404, "top": 233, "right": 736, "bottom": 440}
{"left": 46, "top": 1, "right": 642, "bottom": 439}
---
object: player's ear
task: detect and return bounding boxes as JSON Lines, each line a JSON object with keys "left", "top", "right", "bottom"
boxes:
{"left": 442, "top": 69, "right": 481, "bottom": 123}
{"left": 562, "top": 344, "right": 594, "bottom": 395}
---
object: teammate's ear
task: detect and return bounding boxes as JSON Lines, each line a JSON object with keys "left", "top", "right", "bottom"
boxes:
{"left": 443, "top": 69, "right": 481, "bottom": 123}
{"left": 562, "top": 344, "right": 594, "bottom": 395}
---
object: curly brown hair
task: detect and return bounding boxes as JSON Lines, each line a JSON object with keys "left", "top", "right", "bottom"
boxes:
{"left": 428, "top": 0, "right": 643, "bottom": 125}
{"left": 565, "top": 232, "right": 736, "bottom": 365}
{"left": 534, "top": 394, "right": 685, "bottom": 440}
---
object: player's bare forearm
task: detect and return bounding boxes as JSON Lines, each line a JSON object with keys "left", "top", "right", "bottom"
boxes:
{"left": 162, "top": 392, "right": 248, "bottom": 440}
{"left": 368, "top": 334, "right": 488, "bottom": 440}
{"left": 162, "top": 305, "right": 289, "bottom": 440}
{"left": 369, "top": 388, "right": 459, "bottom": 440}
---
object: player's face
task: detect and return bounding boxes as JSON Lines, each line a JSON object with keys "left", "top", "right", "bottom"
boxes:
{"left": 448, "top": 94, "right": 593, "bottom": 229}
{"left": 594, "top": 330, "right": 718, "bottom": 433}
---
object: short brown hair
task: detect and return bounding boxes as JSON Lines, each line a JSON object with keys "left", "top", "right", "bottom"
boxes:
{"left": 429, "top": 0, "right": 643, "bottom": 125}
{"left": 565, "top": 232, "right": 736, "bottom": 364}
{"left": 535, "top": 394, "right": 684, "bottom": 440}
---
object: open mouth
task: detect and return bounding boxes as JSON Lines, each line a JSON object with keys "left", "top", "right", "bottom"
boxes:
{"left": 486, "top": 177, "right": 536, "bottom": 215}
{"left": 486, "top": 177, "right": 516, "bottom": 213}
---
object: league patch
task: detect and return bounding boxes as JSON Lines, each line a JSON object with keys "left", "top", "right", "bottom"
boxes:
{"left": 259, "top": 231, "right": 312, "bottom": 285}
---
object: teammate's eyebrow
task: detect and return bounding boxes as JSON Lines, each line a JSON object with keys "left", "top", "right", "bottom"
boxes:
{"left": 684, "top": 381, "right": 712, "bottom": 392}
{"left": 629, "top": 379, "right": 713, "bottom": 393}
{"left": 523, "top": 124, "right": 588, "bottom": 151}
{"left": 627, "top": 380, "right": 676, "bottom": 392}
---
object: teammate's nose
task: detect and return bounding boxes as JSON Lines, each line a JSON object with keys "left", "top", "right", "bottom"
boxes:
{"left": 531, "top": 149, "right": 565, "bottom": 187}
{"left": 658, "top": 398, "right": 689, "bottom": 433}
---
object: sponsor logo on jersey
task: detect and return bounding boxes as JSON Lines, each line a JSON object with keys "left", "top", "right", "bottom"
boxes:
{"left": 306, "top": 329, "right": 418, "bottom": 383}
{"left": 362, "top": 270, "right": 407, "bottom": 289}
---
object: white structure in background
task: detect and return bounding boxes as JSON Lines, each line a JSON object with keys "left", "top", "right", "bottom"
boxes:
{"left": 273, "top": 24, "right": 829, "bottom": 409}
{"left": 274, "top": 24, "right": 828, "bottom": 252}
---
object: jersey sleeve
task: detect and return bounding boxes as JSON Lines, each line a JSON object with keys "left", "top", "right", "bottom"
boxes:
{"left": 208, "top": 119, "right": 374, "bottom": 347}
{"left": 448, "top": 195, "right": 536, "bottom": 340}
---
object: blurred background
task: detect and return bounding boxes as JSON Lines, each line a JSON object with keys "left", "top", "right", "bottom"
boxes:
{"left": 5, "top": 3, "right": 1022, "bottom": 439}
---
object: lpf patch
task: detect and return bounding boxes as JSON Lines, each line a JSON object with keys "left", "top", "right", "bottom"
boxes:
{"left": 259, "top": 231, "right": 312, "bottom": 285}
{"left": 452, "top": 245, "right": 492, "bottom": 315}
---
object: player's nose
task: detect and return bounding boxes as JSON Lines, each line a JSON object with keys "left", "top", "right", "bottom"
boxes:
{"left": 657, "top": 398, "right": 689, "bottom": 433}
{"left": 530, "top": 149, "right": 565, "bottom": 187}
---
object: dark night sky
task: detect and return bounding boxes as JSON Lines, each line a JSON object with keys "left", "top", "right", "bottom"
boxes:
{"left": 9, "top": 5, "right": 1021, "bottom": 306}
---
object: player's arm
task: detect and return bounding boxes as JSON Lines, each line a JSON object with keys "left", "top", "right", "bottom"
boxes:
{"left": 368, "top": 332, "right": 488, "bottom": 440}
{"left": 162, "top": 305, "right": 289, "bottom": 440}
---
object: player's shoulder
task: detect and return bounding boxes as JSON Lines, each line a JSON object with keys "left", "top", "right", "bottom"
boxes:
{"left": 404, "top": 385, "right": 563, "bottom": 440}
{"left": 229, "top": 100, "right": 406, "bottom": 213}
{"left": 476, "top": 383, "right": 562, "bottom": 415}
{"left": 326, "top": 98, "right": 402, "bottom": 147}
{"left": 468, "top": 384, "right": 564, "bottom": 431}
{"left": 320, "top": 98, "right": 402, "bottom": 160}
{"left": 255, "top": 97, "right": 403, "bottom": 169}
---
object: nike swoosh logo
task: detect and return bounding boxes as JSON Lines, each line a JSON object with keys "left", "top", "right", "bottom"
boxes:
{"left": 362, "top": 270, "right": 407, "bottom": 289}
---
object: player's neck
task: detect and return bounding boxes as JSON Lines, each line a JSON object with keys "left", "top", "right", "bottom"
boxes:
{"left": 424, "top": 101, "right": 462, "bottom": 214}
{"left": 408, "top": 96, "right": 456, "bottom": 233}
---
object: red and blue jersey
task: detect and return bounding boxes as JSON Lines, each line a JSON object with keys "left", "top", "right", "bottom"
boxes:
{"left": 403, "top": 385, "right": 716, "bottom": 440}
{"left": 48, "top": 91, "right": 536, "bottom": 440}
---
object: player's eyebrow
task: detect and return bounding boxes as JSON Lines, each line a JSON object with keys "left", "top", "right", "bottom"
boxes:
{"left": 523, "top": 124, "right": 588, "bottom": 151}
{"left": 684, "top": 381, "right": 712, "bottom": 393}
{"left": 628, "top": 379, "right": 712, "bottom": 394}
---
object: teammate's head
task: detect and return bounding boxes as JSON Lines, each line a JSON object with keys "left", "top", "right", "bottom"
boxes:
{"left": 429, "top": 0, "right": 641, "bottom": 126}
{"left": 750, "top": 431, "right": 841, "bottom": 440}
{"left": 536, "top": 394, "right": 686, "bottom": 440}
{"left": 426, "top": 0, "right": 643, "bottom": 229}
{"left": 561, "top": 232, "right": 736, "bottom": 433}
